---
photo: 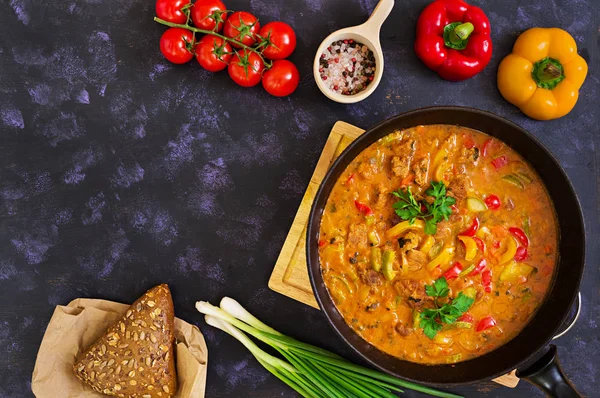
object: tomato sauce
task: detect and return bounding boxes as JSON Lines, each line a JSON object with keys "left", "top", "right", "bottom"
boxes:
{"left": 319, "top": 125, "right": 557, "bottom": 364}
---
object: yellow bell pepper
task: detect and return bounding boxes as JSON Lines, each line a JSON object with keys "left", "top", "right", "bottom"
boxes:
{"left": 497, "top": 28, "right": 588, "bottom": 120}
{"left": 426, "top": 245, "right": 454, "bottom": 271}
{"left": 458, "top": 236, "right": 478, "bottom": 261}
{"left": 419, "top": 235, "right": 435, "bottom": 254}
{"left": 386, "top": 219, "right": 425, "bottom": 238}
{"left": 498, "top": 236, "right": 518, "bottom": 265}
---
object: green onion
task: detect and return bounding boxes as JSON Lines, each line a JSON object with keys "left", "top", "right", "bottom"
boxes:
{"left": 197, "top": 298, "right": 462, "bottom": 398}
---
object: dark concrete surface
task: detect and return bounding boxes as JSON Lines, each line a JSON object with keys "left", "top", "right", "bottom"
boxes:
{"left": 0, "top": 0, "right": 598, "bottom": 396}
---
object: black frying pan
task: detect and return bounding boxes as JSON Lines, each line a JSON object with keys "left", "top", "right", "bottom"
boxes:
{"left": 306, "top": 107, "right": 585, "bottom": 397}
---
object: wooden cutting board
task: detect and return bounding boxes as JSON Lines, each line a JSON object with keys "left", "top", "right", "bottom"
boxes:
{"left": 268, "top": 121, "right": 519, "bottom": 388}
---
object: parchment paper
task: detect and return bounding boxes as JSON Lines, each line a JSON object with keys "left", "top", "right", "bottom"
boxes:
{"left": 31, "top": 298, "right": 207, "bottom": 398}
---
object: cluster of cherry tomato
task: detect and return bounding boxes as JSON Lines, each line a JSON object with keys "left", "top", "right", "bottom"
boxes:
{"left": 155, "top": 0, "right": 300, "bottom": 97}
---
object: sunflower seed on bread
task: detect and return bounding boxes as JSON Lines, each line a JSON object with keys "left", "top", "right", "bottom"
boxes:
{"left": 73, "top": 284, "right": 177, "bottom": 397}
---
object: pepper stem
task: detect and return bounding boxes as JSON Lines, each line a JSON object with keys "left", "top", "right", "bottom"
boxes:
{"left": 532, "top": 57, "right": 565, "bottom": 89}
{"left": 443, "top": 22, "right": 474, "bottom": 50}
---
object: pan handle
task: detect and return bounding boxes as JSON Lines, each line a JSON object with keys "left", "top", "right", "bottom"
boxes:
{"left": 518, "top": 345, "right": 581, "bottom": 397}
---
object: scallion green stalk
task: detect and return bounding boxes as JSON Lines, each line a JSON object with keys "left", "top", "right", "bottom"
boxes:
{"left": 197, "top": 298, "right": 463, "bottom": 398}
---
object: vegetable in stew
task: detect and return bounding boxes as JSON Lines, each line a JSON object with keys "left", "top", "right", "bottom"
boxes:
{"left": 319, "top": 125, "right": 557, "bottom": 365}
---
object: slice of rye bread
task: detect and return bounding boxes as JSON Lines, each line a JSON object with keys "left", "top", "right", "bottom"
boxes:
{"left": 73, "top": 284, "right": 177, "bottom": 397}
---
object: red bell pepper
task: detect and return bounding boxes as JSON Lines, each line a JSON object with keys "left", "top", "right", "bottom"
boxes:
{"left": 443, "top": 262, "right": 463, "bottom": 280}
{"left": 354, "top": 200, "right": 373, "bottom": 216}
{"left": 514, "top": 246, "right": 528, "bottom": 262}
{"left": 491, "top": 155, "right": 508, "bottom": 169}
{"left": 481, "top": 269, "right": 492, "bottom": 292}
{"left": 481, "top": 138, "right": 494, "bottom": 157}
{"left": 458, "top": 312, "right": 473, "bottom": 323}
{"left": 345, "top": 173, "right": 355, "bottom": 186}
{"left": 415, "top": 0, "right": 492, "bottom": 81}
{"left": 509, "top": 227, "right": 529, "bottom": 247}
{"left": 460, "top": 217, "right": 479, "bottom": 236}
{"left": 473, "top": 236, "right": 486, "bottom": 253}
{"left": 318, "top": 239, "right": 327, "bottom": 247}
{"left": 469, "top": 258, "right": 487, "bottom": 276}
{"left": 476, "top": 316, "right": 496, "bottom": 332}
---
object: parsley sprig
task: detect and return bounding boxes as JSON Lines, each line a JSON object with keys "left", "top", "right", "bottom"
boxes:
{"left": 419, "top": 277, "right": 474, "bottom": 339}
{"left": 392, "top": 181, "right": 455, "bottom": 235}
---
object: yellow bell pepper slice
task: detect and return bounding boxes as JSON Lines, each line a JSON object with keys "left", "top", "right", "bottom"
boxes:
{"left": 386, "top": 219, "right": 425, "bottom": 238}
{"left": 499, "top": 260, "right": 535, "bottom": 282}
{"left": 458, "top": 236, "right": 478, "bottom": 261}
{"left": 498, "top": 236, "right": 518, "bottom": 265}
{"left": 427, "top": 246, "right": 454, "bottom": 271}
{"left": 497, "top": 28, "right": 587, "bottom": 121}
{"left": 419, "top": 235, "right": 435, "bottom": 254}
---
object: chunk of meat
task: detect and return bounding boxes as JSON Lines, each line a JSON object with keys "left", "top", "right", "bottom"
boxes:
{"left": 361, "top": 269, "right": 383, "bottom": 287}
{"left": 398, "top": 231, "right": 421, "bottom": 252}
{"left": 458, "top": 146, "right": 479, "bottom": 164}
{"left": 391, "top": 156, "right": 411, "bottom": 178}
{"left": 374, "top": 184, "right": 389, "bottom": 210}
{"left": 406, "top": 249, "right": 427, "bottom": 270}
{"left": 448, "top": 175, "right": 471, "bottom": 202}
{"left": 392, "top": 139, "right": 416, "bottom": 156}
{"left": 357, "top": 161, "right": 375, "bottom": 179}
{"left": 412, "top": 156, "right": 430, "bottom": 186}
{"left": 347, "top": 224, "right": 368, "bottom": 248}
{"left": 395, "top": 322, "right": 413, "bottom": 336}
{"left": 394, "top": 279, "right": 430, "bottom": 308}
{"left": 434, "top": 221, "right": 452, "bottom": 240}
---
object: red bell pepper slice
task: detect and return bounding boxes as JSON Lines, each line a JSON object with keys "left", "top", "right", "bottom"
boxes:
{"left": 354, "top": 200, "right": 374, "bottom": 216}
{"left": 345, "top": 173, "right": 355, "bottom": 186}
{"left": 318, "top": 240, "right": 327, "bottom": 247}
{"left": 481, "top": 139, "right": 493, "bottom": 157}
{"left": 414, "top": 0, "right": 493, "bottom": 81}
{"left": 460, "top": 217, "right": 479, "bottom": 236}
{"left": 476, "top": 316, "right": 496, "bottom": 332}
{"left": 469, "top": 258, "right": 487, "bottom": 276}
{"left": 509, "top": 227, "right": 529, "bottom": 247}
{"left": 442, "top": 262, "right": 463, "bottom": 280}
{"left": 473, "top": 237, "right": 486, "bottom": 253}
{"left": 463, "top": 135, "right": 476, "bottom": 149}
{"left": 481, "top": 269, "right": 492, "bottom": 292}
{"left": 514, "top": 246, "right": 528, "bottom": 262}
{"left": 491, "top": 155, "right": 508, "bottom": 169}
{"left": 484, "top": 194, "right": 501, "bottom": 210}
{"left": 458, "top": 312, "right": 473, "bottom": 323}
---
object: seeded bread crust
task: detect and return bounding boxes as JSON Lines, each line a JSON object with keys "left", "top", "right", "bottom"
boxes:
{"left": 73, "top": 284, "right": 177, "bottom": 398}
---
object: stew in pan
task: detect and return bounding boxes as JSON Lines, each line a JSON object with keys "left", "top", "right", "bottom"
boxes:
{"left": 319, "top": 124, "right": 557, "bottom": 365}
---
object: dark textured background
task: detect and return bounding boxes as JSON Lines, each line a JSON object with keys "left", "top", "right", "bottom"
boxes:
{"left": 0, "top": 0, "right": 598, "bottom": 397}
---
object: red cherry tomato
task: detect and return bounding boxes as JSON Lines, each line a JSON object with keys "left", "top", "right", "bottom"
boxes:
{"left": 190, "top": 0, "right": 227, "bottom": 32}
{"left": 160, "top": 28, "right": 194, "bottom": 64}
{"left": 228, "top": 50, "right": 264, "bottom": 87}
{"left": 476, "top": 316, "right": 497, "bottom": 332}
{"left": 156, "top": 0, "right": 191, "bottom": 24}
{"left": 224, "top": 11, "right": 260, "bottom": 48}
{"left": 258, "top": 22, "right": 297, "bottom": 60}
{"left": 262, "top": 60, "right": 300, "bottom": 97}
{"left": 484, "top": 194, "right": 501, "bottom": 210}
{"left": 195, "top": 35, "right": 232, "bottom": 72}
